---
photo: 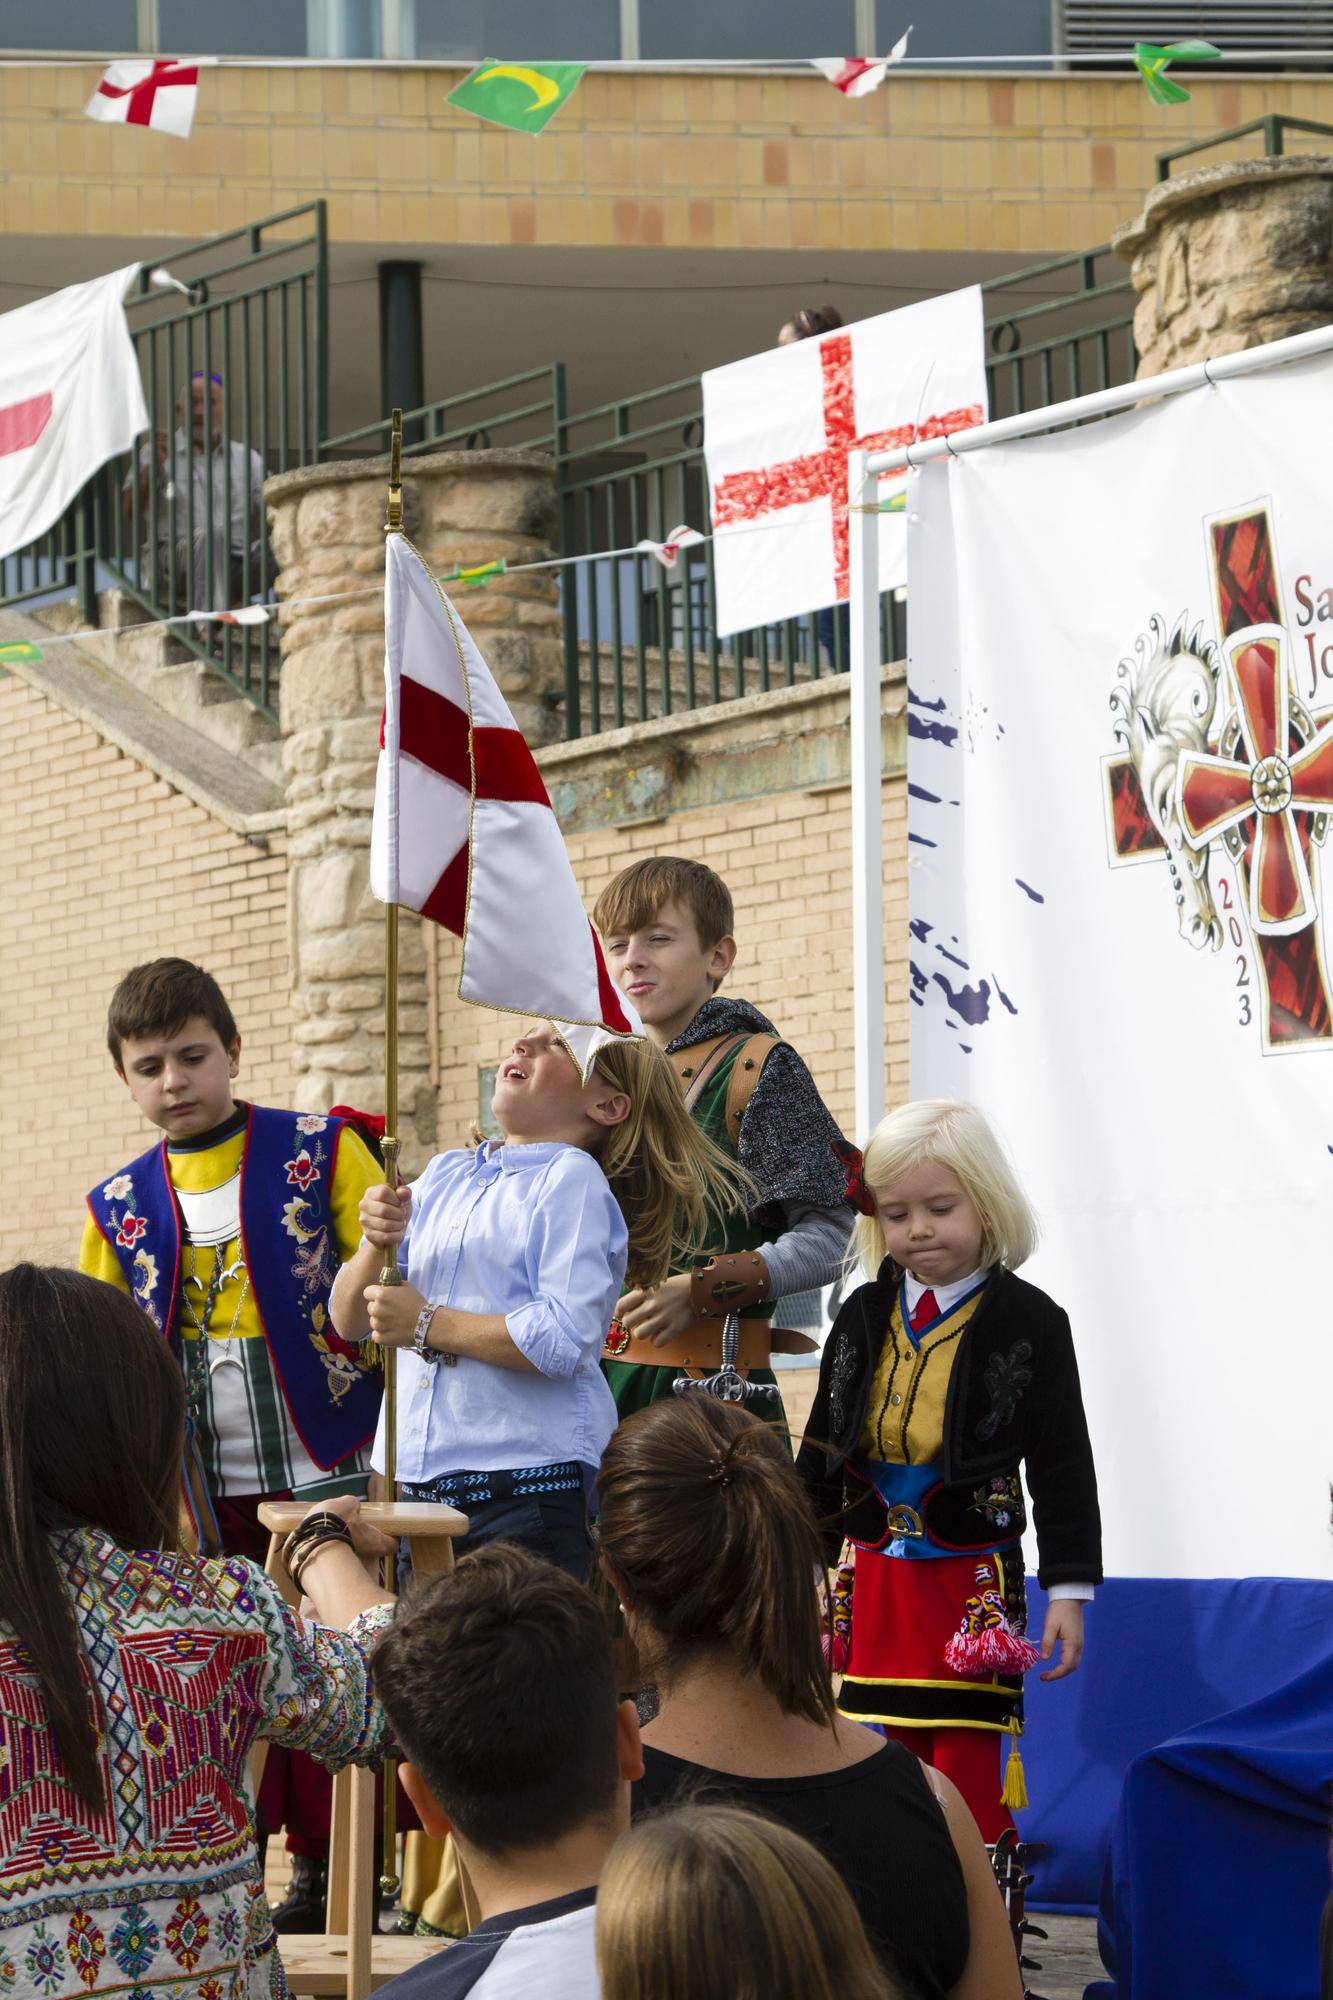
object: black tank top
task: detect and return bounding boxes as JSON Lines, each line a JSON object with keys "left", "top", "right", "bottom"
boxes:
{"left": 634, "top": 1739, "right": 969, "bottom": 2000}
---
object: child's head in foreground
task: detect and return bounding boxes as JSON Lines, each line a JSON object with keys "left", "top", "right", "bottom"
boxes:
{"left": 371, "top": 1542, "right": 639, "bottom": 1863}
{"left": 106, "top": 958, "right": 241, "bottom": 1144}
{"left": 851, "top": 1099, "right": 1037, "bottom": 1285}
{"left": 593, "top": 857, "right": 737, "bottom": 1039}
{"left": 595, "top": 1802, "right": 901, "bottom": 2000}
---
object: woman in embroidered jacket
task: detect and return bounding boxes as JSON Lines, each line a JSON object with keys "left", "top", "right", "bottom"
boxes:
{"left": 0, "top": 1264, "right": 396, "bottom": 2000}
{"left": 795, "top": 1101, "right": 1102, "bottom": 1844}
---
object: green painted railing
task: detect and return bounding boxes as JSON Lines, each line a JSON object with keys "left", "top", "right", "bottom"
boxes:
{"left": 1157, "top": 114, "right": 1333, "bottom": 180}
{"left": 1, "top": 203, "right": 328, "bottom": 722}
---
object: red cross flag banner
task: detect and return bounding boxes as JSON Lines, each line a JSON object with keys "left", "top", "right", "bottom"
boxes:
{"left": 84, "top": 58, "right": 209, "bottom": 139}
{"left": 904, "top": 348, "right": 1333, "bottom": 1901}
{"left": 701, "top": 287, "right": 985, "bottom": 635}
{"left": 0, "top": 266, "right": 148, "bottom": 562}
{"left": 370, "top": 533, "right": 640, "bottom": 1076}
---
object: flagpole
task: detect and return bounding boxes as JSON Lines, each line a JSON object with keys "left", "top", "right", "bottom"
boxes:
{"left": 379, "top": 407, "right": 404, "bottom": 1900}
{"left": 848, "top": 447, "right": 885, "bottom": 1141}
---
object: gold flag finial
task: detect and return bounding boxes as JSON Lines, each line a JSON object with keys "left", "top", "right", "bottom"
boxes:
{"left": 386, "top": 406, "right": 403, "bottom": 533}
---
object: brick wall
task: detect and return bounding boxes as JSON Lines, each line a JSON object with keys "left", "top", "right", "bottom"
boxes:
{"left": 0, "top": 676, "right": 291, "bottom": 1269}
{"left": 431, "top": 775, "right": 910, "bottom": 1148}
{"left": 0, "top": 62, "right": 1324, "bottom": 259}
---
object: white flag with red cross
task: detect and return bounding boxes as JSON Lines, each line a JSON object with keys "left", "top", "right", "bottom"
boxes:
{"left": 370, "top": 534, "right": 640, "bottom": 1076}
{"left": 702, "top": 287, "right": 986, "bottom": 635}
{"left": 0, "top": 266, "right": 147, "bottom": 563}
{"left": 810, "top": 26, "right": 913, "bottom": 96}
{"left": 84, "top": 58, "right": 209, "bottom": 139}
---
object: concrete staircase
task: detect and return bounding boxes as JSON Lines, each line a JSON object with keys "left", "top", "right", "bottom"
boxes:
{"left": 37, "top": 592, "right": 284, "bottom": 789}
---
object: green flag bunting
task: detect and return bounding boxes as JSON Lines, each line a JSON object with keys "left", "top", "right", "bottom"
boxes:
{"left": 447, "top": 60, "right": 587, "bottom": 134}
{"left": 0, "top": 641, "right": 43, "bottom": 665}
{"left": 1133, "top": 39, "right": 1222, "bottom": 107}
{"left": 441, "top": 559, "right": 507, "bottom": 587}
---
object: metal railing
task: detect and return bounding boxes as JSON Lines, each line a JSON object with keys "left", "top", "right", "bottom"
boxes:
{"left": 322, "top": 364, "right": 567, "bottom": 460}
{"left": 1, "top": 203, "right": 328, "bottom": 721}
{"left": 553, "top": 245, "right": 1137, "bottom": 737}
{"left": 1158, "top": 114, "right": 1333, "bottom": 180}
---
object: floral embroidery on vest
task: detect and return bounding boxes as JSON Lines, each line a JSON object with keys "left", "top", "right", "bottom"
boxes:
{"left": 279, "top": 1118, "right": 377, "bottom": 1402}
{"left": 975, "top": 1340, "right": 1034, "bottom": 1442}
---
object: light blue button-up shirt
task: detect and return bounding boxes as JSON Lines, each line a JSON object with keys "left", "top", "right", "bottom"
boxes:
{"left": 368, "top": 1140, "right": 626, "bottom": 1481}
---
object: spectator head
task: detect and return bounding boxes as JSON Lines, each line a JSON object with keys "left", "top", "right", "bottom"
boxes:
{"left": 106, "top": 958, "right": 238, "bottom": 1071}
{"left": 0, "top": 1265, "right": 185, "bottom": 1809}
{"left": 777, "top": 304, "right": 845, "bottom": 347}
{"left": 371, "top": 1544, "right": 642, "bottom": 1863}
{"left": 179, "top": 371, "right": 224, "bottom": 448}
{"left": 595, "top": 1397, "right": 834, "bottom": 1724}
{"left": 596, "top": 1803, "right": 901, "bottom": 2000}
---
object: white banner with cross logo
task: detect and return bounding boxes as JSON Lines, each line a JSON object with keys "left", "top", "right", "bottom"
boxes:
{"left": 905, "top": 352, "right": 1333, "bottom": 1584}
{"left": 701, "top": 288, "right": 986, "bottom": 637}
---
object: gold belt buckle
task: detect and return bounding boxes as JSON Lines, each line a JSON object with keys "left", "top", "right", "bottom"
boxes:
{"left": 885, "top": 1503, "right": 924, "bottom": 1540}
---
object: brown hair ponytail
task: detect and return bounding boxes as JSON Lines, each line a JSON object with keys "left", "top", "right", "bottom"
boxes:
{"left": 595, "top": 1397, "right": 834, "bottom": 1725}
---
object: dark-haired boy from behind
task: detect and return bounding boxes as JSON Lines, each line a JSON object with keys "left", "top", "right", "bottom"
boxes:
{"left": 372, "top": 1543, "right": 643, "bottom": 1998}
{"left": 79, "top": 954, "right": 386, "bottom": 1927}
{"left": 593, "top": 856, "right": 854, "bottom": 1425}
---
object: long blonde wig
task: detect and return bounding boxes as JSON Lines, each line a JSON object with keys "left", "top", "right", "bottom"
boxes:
{"left": 849, "top": 1098, "right": 1037, "bottom": 1279}
{"left": 585, "top": 1035, "right": 752, "bottom": 1290}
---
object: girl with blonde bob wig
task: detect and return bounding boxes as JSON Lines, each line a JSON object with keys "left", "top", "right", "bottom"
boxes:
{"left": 595, "top": 1804, "right": 903, "bottom": 2000}
{"left": 848, "top": 1098, "right": 1038, "bottom": 1280}
{"left": 796, "top": 1098, "right": 1102, "bottom": 1847}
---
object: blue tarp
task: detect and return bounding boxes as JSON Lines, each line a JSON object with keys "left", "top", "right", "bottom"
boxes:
{"left": 1019, "top": 1577, "right": 1333, "bottom": 1921}
{"left": 1090, "top": 1644, "right": 1333, "bottom": 1999}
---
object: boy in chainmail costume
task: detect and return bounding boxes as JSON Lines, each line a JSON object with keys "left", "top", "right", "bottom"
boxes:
{"left": 594, "top": 856, "right": 854, "bottom": 1427}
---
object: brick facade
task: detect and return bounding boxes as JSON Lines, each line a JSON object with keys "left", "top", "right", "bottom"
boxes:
{"left": 0, "top": 674, "right": 291, "bottom": 1268}
{"left": 0, "top": 62, "right": 1324, "bottom": 259}
{"left": 0, "top": 660, "right": 907, "bottom": 1282}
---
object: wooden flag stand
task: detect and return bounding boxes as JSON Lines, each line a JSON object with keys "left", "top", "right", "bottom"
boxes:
{"left": 249, "top": 414, "right": 472, "bottom": 1997}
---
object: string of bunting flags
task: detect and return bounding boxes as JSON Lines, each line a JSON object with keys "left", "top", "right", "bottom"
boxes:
{"left": 0, "top": 522, "right": 723, "bottom": 668}
{"left": 59, "top": 34, "right": 1234, "bottom": 138}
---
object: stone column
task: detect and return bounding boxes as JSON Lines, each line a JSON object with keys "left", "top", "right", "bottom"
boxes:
{"left": 1114, "top": 157, "right": 1333, "bottom": 376}
{"left": 265, "top": 449, "right": 560, "bottom": 1168}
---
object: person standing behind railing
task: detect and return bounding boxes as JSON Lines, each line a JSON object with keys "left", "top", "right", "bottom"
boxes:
{"left": 122, "top": 370, "right": 266, "bottom": 612}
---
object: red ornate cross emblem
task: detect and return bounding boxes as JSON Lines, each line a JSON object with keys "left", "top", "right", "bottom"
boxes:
{"left": 711, "top": 333, "right": 982, "bottom": 602}
{"left": 1103, "top": 503, "right": 1333, "bottom": 1052}
{"left": 1178, "top": 625, "right": 1333, "bottom": 934}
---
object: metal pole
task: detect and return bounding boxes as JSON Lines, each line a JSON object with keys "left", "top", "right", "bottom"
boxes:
{"left": 379, "top": 262, "right": 425, "bottom": 451}
{"left": 865, "top": 319, "right": 1333, "bottom": 480}
{"left": 378, "top": 408, "right": 404, "bottom": 1902}
{"left": 847, "top": 449, "right": 885, "bottom": 1141}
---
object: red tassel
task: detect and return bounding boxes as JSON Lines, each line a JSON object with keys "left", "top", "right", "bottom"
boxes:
{"left": 944, "top": 1583, "right": 1040, "bottom": 1678}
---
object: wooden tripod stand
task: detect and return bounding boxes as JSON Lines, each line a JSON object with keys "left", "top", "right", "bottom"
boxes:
{"left": 254, "top": 1498, "right": 469, "bottom": 1998}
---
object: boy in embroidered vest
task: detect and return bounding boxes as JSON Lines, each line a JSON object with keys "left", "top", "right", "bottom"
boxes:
{"left": 593, "top": 856, "right": 853, "bottom": 1424}
{"left": 79, "top": 955, "right": 385, "bottom": 1928}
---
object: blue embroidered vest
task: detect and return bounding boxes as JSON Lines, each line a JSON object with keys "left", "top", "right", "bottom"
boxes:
{"left": 86, "top": 1105, "right": 381, "bottom": 1472}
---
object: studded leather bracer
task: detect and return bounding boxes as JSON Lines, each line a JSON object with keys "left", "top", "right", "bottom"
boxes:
{"left": 689, "top": 1250, "right": 771, "bottom": 1318}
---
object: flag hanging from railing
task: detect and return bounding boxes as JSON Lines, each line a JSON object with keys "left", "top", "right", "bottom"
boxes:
{"left": 0, "top": 266, "right": 147, "bottom": 562}
{"left": 702, "top": 287, "right": 986, "bottom": 635}
{"left": 370, "top": 534, "right": 640, "bottom": 1075}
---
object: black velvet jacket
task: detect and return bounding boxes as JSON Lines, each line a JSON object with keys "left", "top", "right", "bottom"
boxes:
{"left": 795, "top": 1264, "right": 1103, "bottom": 1590}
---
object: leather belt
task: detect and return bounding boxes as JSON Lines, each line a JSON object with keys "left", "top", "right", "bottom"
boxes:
{"left": 602, "top": 1316, "right": 816, "bottom": 1373}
